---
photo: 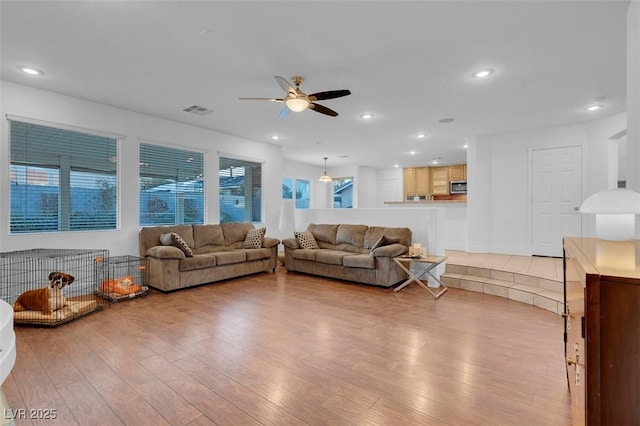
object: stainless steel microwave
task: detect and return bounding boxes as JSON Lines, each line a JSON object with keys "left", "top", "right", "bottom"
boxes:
{"left": 450, "top": 180, "right": 467, "bottom": 194}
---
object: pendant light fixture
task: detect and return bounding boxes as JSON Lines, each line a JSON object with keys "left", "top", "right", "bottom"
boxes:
{"left": 319, "top": 157, "right": 332, "bottom": 182}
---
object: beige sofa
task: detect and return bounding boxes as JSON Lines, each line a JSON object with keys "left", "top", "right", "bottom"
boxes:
{"left": 282, "top": 223, "right": 411, "bottom": 287}
{"left": 139, "top": 223, "right": 279, "bottom": 292}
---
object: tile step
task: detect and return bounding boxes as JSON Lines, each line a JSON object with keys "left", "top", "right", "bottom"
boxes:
{"left": 441, "top": 271, "right": 564, "bottom": 315}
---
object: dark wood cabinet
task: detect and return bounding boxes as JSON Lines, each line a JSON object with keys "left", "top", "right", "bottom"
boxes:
{"left": 563, "top": 237, "right": 640, "bottom": 425}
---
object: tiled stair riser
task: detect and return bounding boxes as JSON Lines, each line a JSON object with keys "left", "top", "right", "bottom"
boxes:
{"left": 443, "top": 264, "right": 563, "bottom": 315}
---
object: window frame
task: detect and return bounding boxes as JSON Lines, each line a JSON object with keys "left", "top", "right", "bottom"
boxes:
{"left": 139, "top": 141, "right": 205, "bottom": 226}
{"left": 8, "top": 117, "right": 120, "bottom": 234}
{"left": 219, "top": 155, "right": 264, "bottom": 224}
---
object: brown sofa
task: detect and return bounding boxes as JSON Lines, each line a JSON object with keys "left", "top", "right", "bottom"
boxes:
{"left": 282, "top": 223, "right": 411, "bottom": 287}
{"left": 139, "top": 223, "right": 279, "bottom": 292}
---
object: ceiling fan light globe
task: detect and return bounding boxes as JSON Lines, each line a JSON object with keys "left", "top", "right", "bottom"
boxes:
{"left": 285, "top": 97, "right": 309, "bottom": 112}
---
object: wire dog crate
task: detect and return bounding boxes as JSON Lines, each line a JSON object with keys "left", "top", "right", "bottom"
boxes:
{"left": 97, "top": 255, "right": 149, "bottom": 302}
{"left": 0, "top": 248, "right": 108, "bottom": 326}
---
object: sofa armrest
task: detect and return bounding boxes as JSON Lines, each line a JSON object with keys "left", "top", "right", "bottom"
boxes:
{"left": 371, "top": 243, "right": 408, "bottom": 258}
{"left": 146, "top": 245, "right": 186, "bottom": 259}
{"left": 262, "top": 237, "right": 280, "bottom": 248}
{"left": 282, "top": 238, "right": 300, "bottom": 250}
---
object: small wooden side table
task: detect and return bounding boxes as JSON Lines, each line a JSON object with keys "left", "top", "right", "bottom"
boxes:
{"left": 393, "top": 255, "right": 448, "bottom": 299}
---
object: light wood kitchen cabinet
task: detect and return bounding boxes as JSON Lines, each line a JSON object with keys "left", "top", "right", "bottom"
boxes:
{"left": 415, "top": 167, "right": 430, "bottom": 195}
{"left": 403, "top": 168, "right": 416, "bottom": 198}
{"left": 448, "top": 164, "right": 466, "bottom": 181}
{"left": 430, "top": 166, "right": 449, "bottom": 195}
{"left": 403, "top": 167, "right": 430, "bottom": 200}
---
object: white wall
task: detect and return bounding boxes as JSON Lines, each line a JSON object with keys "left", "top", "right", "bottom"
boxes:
{"left": 294, "top": 208, "right": 446, "bottom": 257}
{"left": 468, "top": 113, "right": 627, "bottom": 255}
{"left": 0, "top": 81, "right": 284, "bottom": 256}
{"left": 376, "top": 167, "right": 403, "bottom": 206}
{"left": 282, "top": 159, "right": 329, "bottom": 209}
{"left": 626, "top": 0, "right": 639, "bottom": 192}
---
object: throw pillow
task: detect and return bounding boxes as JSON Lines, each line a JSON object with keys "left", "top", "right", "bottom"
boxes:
{"left": 160, "top": 232, "right": 194, "bottom": 257}
{"left": 295, "top": 231, "right": 319, "bottom": 249}
{"left": 159, "top": 233, "right": 173, "bottom": 246}
{"left": 243, "top": 227, "right": 266, "bottom": 249}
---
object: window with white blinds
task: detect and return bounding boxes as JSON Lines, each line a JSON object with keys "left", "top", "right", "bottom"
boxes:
{"left": 9, "top": 120, "right": 118, "bottom": 233}
{"left": 219, "top": 157, "right": 262, "bottom": 223}
{"left": 139, "top": 143, "right": 204, "bottom": 226}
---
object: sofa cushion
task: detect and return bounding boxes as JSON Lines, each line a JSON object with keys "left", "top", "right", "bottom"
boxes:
{"left": 336, "top": 224, "right": 368, "bottom": 248}
{"left": 146, "top": 245, "right": 185, "bottom": 259}
{"left": 244, "top": 248, "right": 272, "bottom": 261}
{"left": 370, "top": 235, "right": 402, "bottom": 253}
{"left": 213, "top": 250, "right": 247, "bottom": 265}
{"left": 316, "top": 250, "right": 353, "bottom": 265}
{"left": 243, "top": 227, "right": 266, "bottom": 249}
{"left": 160, "top": 232, "right": 194, "bottom": 257}
{"left": 343, "top": 254, "right": 376, "bottom": 269}
{"left": 291, "top": 249, "right": 319, "bottom": 261}
{"left": 194, "top": 246, "right": 226, "bottom": 255}
{"left": 193, "top": 224, "right": 225, "bottom": 248}
{"left": 371, "top": 243, "right": 408, "bottom": 258}
{"left": 364, "top": 226, "right": 412, "bottom": 249}
{"left": 307, "top": 223, "right": 339, "bottom": 244}
{"left": 179, "top": 254, "right": 217, "bottom": 271}
{"left": 295, "top": 231, "right": 319, "bottom": 249}
{"left": 222, "top": 223, "right": 254, "bottom": 245}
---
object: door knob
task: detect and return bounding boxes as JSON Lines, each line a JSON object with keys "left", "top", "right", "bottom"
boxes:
{"left": 573, "top": 206, "right": 580, "bottom": 211}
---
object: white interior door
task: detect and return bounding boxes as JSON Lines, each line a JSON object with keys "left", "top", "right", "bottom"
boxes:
{"left": 531, "top": 146, "right": 582, "bottom": 257}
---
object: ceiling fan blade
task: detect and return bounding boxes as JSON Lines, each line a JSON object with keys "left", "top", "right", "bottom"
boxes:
{"left": 275, "top": 76, "right": 296, "bottom": 95}
{"left": 238, "top": 97, "right": 284, "bottom": 102}
{"left": 308, "top": 89, "right": 351, "bottom": 102}
{"left": 278, "top": 107, "right": 291, "bottom": 120}
{"left": 309, "top": 103, "right": 339, "bottom": 117}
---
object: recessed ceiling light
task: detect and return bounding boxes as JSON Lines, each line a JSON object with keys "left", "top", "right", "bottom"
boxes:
{"left": 438, "top": 118, "right": 455, "bottom": 123}
{"left": 585, "top": 104, "right": 604, "bottom": 112}
{"left": 394, "top": 164, "right": 399, "bottom": 168}
{"left": 271, "top": 135, "right": 280, "bottom": 140}
{"left": 472, "top": 68, "right": 494, "bottom": 79}
{"left": 463, "top": 144, "right": 469, "bottom": 149}
{"left": 18, "top": 66, "right": 44, "bottom": 76}
{"left": 417, "top": 133, "right": 427, "bottom": 139}
{"left": 360, "top": 113, "right": 374, "bottom": 119}
{"left": 409, "top": 150, "right": 416, "bottom": 155}
{"left": 432, "top": 157, "right": 443, "bottom": 164}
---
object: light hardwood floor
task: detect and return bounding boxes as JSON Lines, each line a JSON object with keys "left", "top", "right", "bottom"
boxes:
{"left": 3, "top": 264, "right": 572, "bottom": 425}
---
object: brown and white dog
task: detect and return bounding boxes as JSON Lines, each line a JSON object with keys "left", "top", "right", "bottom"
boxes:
{"left": 13, "top": 272, "right": 76, "bottom": 315}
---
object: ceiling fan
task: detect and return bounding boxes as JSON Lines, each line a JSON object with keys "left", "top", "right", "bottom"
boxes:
{"left": 239, "top": 76, "right": 351, "bottom": 119}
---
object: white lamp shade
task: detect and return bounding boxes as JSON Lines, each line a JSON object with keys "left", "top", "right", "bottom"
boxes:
{"left": 580, "top": 188, "right": 640, "bottom": 241}
{"left": 580, "top": 188, "right": 640, "bottom": 214}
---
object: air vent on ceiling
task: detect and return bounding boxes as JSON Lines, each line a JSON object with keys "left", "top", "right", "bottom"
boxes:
{"left": 182, "top": 105, "right": 213, "bottom": 116}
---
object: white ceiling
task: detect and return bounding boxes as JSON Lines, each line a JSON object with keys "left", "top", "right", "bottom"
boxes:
{"left": 0, "top": 0, "right": 629, "bottom": 170}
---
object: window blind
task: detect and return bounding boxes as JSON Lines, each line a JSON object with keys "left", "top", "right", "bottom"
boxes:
{"left": 139, "top": 142, "right": 204, "bottom": 225}
{"left": 9, "top": 120, "right": 118, "bottom": 233}
{"left": 219, "top": 157, "right": 262, "bottom": 223}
